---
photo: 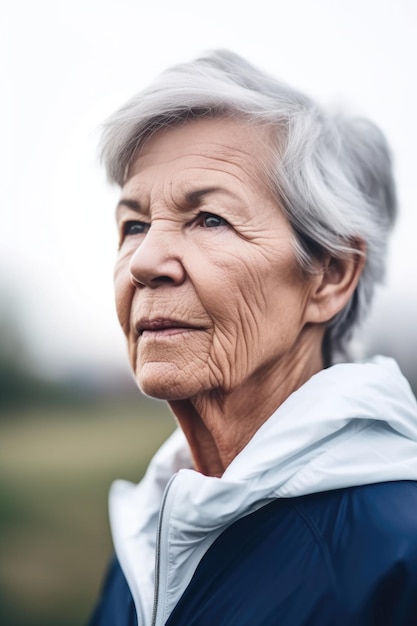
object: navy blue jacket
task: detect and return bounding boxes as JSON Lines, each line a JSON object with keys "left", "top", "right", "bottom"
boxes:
{"left": 89, "top": 480, "right": 417, "bottom": 625}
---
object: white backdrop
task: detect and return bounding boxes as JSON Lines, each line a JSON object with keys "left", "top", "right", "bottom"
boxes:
{"left": 3, "top": 0, "right": 416, "bottom": 378}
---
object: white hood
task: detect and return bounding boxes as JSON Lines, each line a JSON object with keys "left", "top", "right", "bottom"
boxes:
{"left": 109, "top": 356, "right": 417, "bottom": 626}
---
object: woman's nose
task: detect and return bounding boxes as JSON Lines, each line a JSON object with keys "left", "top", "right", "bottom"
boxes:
{"left": 129, "top": 227, "right": 186, "bottom": 288}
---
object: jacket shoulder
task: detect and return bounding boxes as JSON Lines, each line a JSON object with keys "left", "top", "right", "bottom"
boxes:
{"left": 297, "top": 481, "right": 417, "bottom": 622}
{"left": 167, "top": 481, "right": 417, "bottom": 626}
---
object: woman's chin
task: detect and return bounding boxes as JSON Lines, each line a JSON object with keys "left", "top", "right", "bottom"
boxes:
{"left": 134, "top": 362, "right": 205, "bottom": 401}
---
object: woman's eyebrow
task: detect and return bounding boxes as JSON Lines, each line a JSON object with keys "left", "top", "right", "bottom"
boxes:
{"left": 116, "top": 198, "right": 147, "bottom": 215}
{"left": 185, "top": 187, "right": 221, "bottom": 206}
{"left": 116, "top": 187, "right": 240, "bottom": 216}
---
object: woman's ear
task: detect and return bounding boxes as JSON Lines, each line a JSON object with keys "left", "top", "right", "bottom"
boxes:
{"left": 305, "top": 241, "right": 366, "bottom": 325}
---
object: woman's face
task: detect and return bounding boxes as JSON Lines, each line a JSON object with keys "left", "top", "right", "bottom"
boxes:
{"left": 115, "top": 118, "right": 319, "bottom": 400}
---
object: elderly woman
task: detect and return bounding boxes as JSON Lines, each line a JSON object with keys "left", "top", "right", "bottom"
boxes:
{"left": 89, "top": 51, "right": 417, "bottom": 625}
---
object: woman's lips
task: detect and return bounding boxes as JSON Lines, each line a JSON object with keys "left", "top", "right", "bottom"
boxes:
{"left": 136, "top": 318, "right": 204, "bottom": 337}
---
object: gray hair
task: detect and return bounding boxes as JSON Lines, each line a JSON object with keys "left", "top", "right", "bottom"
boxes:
{"left": 100, "top": 50, "right": 397, "bottom": 361}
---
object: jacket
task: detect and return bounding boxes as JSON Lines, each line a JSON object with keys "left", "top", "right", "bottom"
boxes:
{"left": 89, "top": 357, "right": 417, "bottom": 625}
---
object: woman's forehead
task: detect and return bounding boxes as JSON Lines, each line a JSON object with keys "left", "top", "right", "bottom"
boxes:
{"left": 126, "top": 117, "right": 273, "bottom": 180}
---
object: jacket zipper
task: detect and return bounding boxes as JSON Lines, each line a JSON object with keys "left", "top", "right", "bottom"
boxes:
{"left": 151, "top": 474, "right": 178, "bottom": 626}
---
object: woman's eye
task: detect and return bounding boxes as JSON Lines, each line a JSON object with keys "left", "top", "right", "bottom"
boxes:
{"left": 122, "top": 220, "right": 150, "bottom": 237}
{"left": 199, "top": 213, "right": 228, "bottom": 228}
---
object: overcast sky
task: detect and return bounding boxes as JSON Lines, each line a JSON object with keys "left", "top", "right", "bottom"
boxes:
{"left": 3, "top": 0, "right": 417, "bottom": 378}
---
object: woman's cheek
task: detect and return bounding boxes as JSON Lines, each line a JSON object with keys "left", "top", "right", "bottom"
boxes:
{"left": 114, "top": 258, "right": 134, "bottom": 337}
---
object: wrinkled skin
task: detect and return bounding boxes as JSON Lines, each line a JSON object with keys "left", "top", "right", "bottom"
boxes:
{"left": 114, "top": 118, "right": 352, "bottom": 475}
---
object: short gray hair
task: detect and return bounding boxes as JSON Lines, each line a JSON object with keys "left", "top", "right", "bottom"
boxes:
{"left": 100, "top": 50, "right": 397, "bottom": 361}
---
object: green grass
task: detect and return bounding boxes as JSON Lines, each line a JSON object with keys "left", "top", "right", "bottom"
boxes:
{"left": 0, "top": 399, "right": 176, "bottom": 626}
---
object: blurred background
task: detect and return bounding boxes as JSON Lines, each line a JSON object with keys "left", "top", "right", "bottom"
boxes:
{"left": 2, "top": 0, "right": 417, "bottom": 624}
